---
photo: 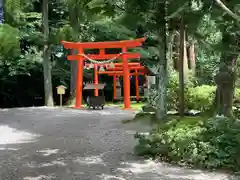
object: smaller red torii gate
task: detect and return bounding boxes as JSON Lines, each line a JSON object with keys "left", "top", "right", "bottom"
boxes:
{"left": 85, "top": 62, "right": 147, "bottom": 101}
{"left": 61, "top": 38, "right": 146, "bottom": 109}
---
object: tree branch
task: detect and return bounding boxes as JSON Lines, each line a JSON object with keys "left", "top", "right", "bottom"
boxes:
{"left": 114, "top": 4, "right": 126, "bottom": 12}
{"left": 215, "top": 0, "right": 240, "bottom": 21}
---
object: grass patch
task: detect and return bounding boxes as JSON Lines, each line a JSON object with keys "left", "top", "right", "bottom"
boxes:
{"left": 106, "top": 102, "right": 145, "bottom": 110}
{"left": 123, "top": 102, "right": 145, "bottom": 110}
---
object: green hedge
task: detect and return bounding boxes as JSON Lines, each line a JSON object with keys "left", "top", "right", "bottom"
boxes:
{"left": 186, "top": 85, "right": 216, "bottom": 112}
{"left": 167, "top": 84, "right": 215, "bottom": 112}
{"left": 167, "top": 72, "right": 240, "bottom": 112}
{"left": 134, "top": 116, "right": 240, "bottom": 170}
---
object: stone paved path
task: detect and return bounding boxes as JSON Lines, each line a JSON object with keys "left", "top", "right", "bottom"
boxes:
{"left": 0, "top": 107, "right": 237, "bottom": 180}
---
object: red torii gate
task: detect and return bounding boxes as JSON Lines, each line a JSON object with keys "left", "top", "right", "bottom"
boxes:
{"left": 61, "top": 38, "right": 146, "bottom": 109}
{"left": 85, "top": 62, "right": 146, "bottom": 101}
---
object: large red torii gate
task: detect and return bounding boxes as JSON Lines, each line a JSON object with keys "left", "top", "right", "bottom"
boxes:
{"left": 61, "top": 38, "right": 146, "bottom": 109}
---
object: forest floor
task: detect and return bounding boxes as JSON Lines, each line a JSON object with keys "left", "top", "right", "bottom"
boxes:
{"left": 0, "top": 107, "right": 237, "bottom": 180}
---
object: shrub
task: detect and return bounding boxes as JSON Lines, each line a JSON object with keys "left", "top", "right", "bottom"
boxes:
{"left": 186, "top": 85, "right": 215, "bottom": 112}
{"left": 233, "top": 89, "right": 240, "bottom": 117}
{"left": 167, "top": 72, "right": 215, "bottom": 112}
{"left": 134, "top": 116, "right": 240, "bottom": 170}
{"left": 167, "top": 71, "right": 195, "bottom": 110}
{"left": 235, "top": 88, "right": 240, "bottom": 98}
{"left": 152, "top": 70, "right": 240, "bottom": 113}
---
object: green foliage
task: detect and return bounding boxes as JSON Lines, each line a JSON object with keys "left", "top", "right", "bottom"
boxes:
{"left": 93, "top": 19, "right": 136, "bottom": 40}
{"left": 195, "top": 14, "right": 222, "bottom": 85}
{"left": 168, "top": 82, "right": 240, "bottom": 113}
{"left": 167, "top": 75, "right": 240, "bottom": 113}
{"left": 166, "top": 71, "right": 195, "bottom": 110}
{"left": 167, "top": 71, "right": 240, "bottom": 113}
{"left": 52, "top": 24, "right": 75, "bottom": 43}
{"left": 19, "top": 12, "right": 43, "bottom": 45}
{"left": 0, "top": 24, "right": 20, "bottom": 57}
{"left": 150, "top": 72, "right": 215, "bottom": 113}
{"left": 235, "top": 88, "right": 240, "bottom": 97}
{"left": 135, "top": 116, "right": 240, "bottom": 170}
{"left": 186, "top": 85, "right": 215, "bottom": 112}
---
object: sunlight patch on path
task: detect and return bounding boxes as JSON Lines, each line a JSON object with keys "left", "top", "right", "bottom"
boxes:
{"left": 117, "top": 160, "right": 158, "bottom": 174}
{"left": 0, "top": 109, "right": 9, "bottom": 112}
{"left": 23, "top": 174, "right": 55, "bottom": 180}
{"left": 26, "top": 160, "right": 66, "bottom": 168}
{"left": 74, "top": 155, "right": 106, "bottom": 166}
{"left": 37, "top": 149, "right": 59, "bottom": 156}
{"left": 0, "top": 125, "right": 40, "bottom": 145}
{"left": 0, "top": 147, "right": 18, "bottom": 151}
{"left": 97, "top": 174, "right": 126, "bottom": 180}
{"left": 116, "top": 160, "right": 229, "bottom": 180}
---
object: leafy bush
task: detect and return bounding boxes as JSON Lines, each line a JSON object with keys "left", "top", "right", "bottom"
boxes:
{"left": 135, "top": 116, "right": 240, "bottom": 170}
{"left": 235, "top": 88, "right": 240, "bottom": 98}
{"left": 167, "top": 80, "right": 240, "bottom": 113}
{"left": 167, "top": 71, "right": 195, "bottom": 110}
{"left": 157, "top": 70, "right": 240, "bottom": 113}
{"left": 233, "top": 89, "right": 240, "bottom": 117}
{"left": 0, "top": 24, "right": 20, "bottom": 57}
{"left": 186, "top": 85, "right": 215, "bottom": 112}
{"left": 167, "top": 71, "right": 215, "bottom": 112}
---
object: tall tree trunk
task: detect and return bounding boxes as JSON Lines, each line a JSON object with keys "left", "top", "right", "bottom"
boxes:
{"left": 42, "top": 0, "right": 54, "bottom": 106}
{"left": 168, "top": 32, "right": 175, "bottom": 70}
{"left": 156, "top": 38, "right": 167, "bottom": 120}
{"left": 183, "top": 29, "right": 188, "bottom": 76}
{"left": 214, "top": 58, "right": 236, "bottom": 117}
{"left": 66, "top": 49, "right": 77, "bottom": 106}
{"left": 188, "top": 40, "right": 196, "bottom": 73}
{"left": 155, "top": 0, "right": 168, "bottom": 120}
{"left": 67, "top": 2, "right": 80, "bottom": 106}
{"left": 179, "top": 17, "right": 185, "bottom": 117}
{"left": 70, "top": 54, "right": 78, "bottom": 93}
{"left": 214, "top": 30, "right": 237, "bottom": 117}
{"left": 213, "top": 0, "right": 238, "bottom": 117}
{"left": 173, "top": 29, "right": 188, "bottom": 75}
{"left": 173, "top": 31, "right": 180, "bottom": 70}
{"left": 0, "top": 0, "right": 3, "bottom": 23}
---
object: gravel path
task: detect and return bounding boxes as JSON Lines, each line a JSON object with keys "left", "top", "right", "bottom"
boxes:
{"left": 0, "top": 107, "right": 236, "bottom": 180}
